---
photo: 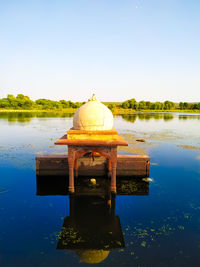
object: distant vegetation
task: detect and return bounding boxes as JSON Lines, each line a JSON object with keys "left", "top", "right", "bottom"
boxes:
{"left": 0, "top": 94, "right": 84, "bottom": 110}
{"left": 121, "top": 98, "right": 200, "bottom": 111}
{"left": 0, "top": 94, "right": 200, "bottom": 112}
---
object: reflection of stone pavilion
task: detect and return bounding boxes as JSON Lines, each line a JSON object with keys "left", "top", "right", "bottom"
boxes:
{"left": 55, "top": 94, "right": 128, "bottom": 193}
{"left": 36, "top": 175, "right": 149, "bottom": 264}
{"left": 36, "top": 176, "right": 149, "bottom": 196}
{"left": 76, "top": 250, "right": 110, "bottom": 264}
{"left": 57, "top": 194, "right": 124, "bottom": 264}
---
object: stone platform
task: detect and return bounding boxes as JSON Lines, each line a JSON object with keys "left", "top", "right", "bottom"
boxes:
{"left": 36, "top": 154, "right": 150, "bottom": 177}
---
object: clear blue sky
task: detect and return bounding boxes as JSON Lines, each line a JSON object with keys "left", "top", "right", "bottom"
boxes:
{"left": 0, "top": 0, "right": 200, "bottom": 102}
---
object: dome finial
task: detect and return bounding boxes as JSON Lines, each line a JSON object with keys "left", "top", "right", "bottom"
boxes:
{"left": 88, "top": 93, "right": 97, "bottom": 101}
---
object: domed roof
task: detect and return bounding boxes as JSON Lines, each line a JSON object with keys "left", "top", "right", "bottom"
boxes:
{"left": 76, "top": 249, "right": 110, "bottom": 264}
{"left": 73, "top": 94, "right": 113, "bottom": 131}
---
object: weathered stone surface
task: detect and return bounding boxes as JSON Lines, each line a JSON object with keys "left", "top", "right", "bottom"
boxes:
{"left": 54, "top": 133, "right": 128, "bottom": 146}
{"left": 36, "top": 154, "right": 150, "bottom": 177}
{"left": 73, "top": 94, "right": 113, "bottom": 131}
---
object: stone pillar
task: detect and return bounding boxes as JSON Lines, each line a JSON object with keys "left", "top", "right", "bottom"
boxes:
{"left": 69, "top": 194, "right": 75, "bottom": 217}
{"left": 68, "top": 146, "right": 75, "bottom": 193}
{"left": 74, "top": 159, "right": 78, "bottom": 178}
{"left": 107, "top": 159, "right": 112, "bottom": 178}
{"left": 111, "top": 194, "right": 116, "bottom": 217}
{"left": 110, "top": 147, "right": 117, "bottom": 193}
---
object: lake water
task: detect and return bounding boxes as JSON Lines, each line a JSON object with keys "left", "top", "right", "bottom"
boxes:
{"left": 0, "top": 112, "right": 200, "bottom": 267}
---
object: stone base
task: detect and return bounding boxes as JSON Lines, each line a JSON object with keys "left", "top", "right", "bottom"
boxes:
{"left": 36, "top": 154, "right": 150, "bottom": 177}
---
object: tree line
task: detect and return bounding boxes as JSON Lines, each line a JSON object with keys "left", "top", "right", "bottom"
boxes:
{"left": 121, "top": 98, "right": 200, "bottom": 111}
{"left": 0, "top": 94, "right": 200, "bottom": 111}
{"left": 0, "top": 94, "right": 84, "bottom": 110}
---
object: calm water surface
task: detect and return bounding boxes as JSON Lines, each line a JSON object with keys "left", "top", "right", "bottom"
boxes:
{"left": 0, "top": 112, "right": 200, "bottom": 267}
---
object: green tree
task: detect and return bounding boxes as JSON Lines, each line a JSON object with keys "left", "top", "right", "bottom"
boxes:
{"left": 179, "top": 102, "right": 184, "bottom": 110}
{"left": 121, "top": 98, "right": 136, "bottom": 109}
{"left": 183, "top": 102, "right": 189, "bottom": 109}
{"left": 7, "top": 94, "right": 18, "bottom": 108}
{"left": 16, "top": 94, "right": 34, "bottom": 109}
{"left": 0, "top": 98, "right": 9, "bottom": 108}
{"left": 145, "top": 101, "right": 151, "bottom": 109}
{"left": 108, "top": 103, "right": 116, "bottom": 110}
{"left": 196, "top": 103, "right": 200, "bottom": 110}
{"left": 138, "top": 101, "right": 145, "bottom": 110}
{"left": 164, "top": 100, "right": 175, "bottom": 110}
{"left": 59, "top": 100, "right": 72, "bottom": 108}
{"left": 122, "top": 101, "right": 130, "bottom": 109}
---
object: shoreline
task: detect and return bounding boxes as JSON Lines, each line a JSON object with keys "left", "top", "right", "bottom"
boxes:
{"left": 0, "top": 108, "right": 200, "bottom": 114}
{"left": 0, "top": 108, "right": 77, "bottom": 113}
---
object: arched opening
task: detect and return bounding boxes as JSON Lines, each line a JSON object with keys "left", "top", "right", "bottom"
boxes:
{"left": 68, "top": 146, "right": 117, "bottom": 193}
{"left": 73, "top": 149, "right": 112, "bottom": 178}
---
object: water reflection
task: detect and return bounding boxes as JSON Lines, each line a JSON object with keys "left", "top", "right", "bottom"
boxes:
{"left": 1, "top": 112, "right": 199, "bottom": 266}
{"left": 0, "top": 112, "right": 74, "bottom": 123}
{"left": 36, "top": 176, "right": 149, "bottom": 196}
{"left": 179, "top": 114, "right": 200, "bottom": 120}
{"left": 57, "top": 194, "right": 123, "bottom": 264}
{"left": 36, "top": 176, "right": 149, "bottom": 264}
{"left": 1, "top": 111, "right": 200, "bottom": 124}
{"left": 121, "top": 113, "right": 174, "bottom": 123}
